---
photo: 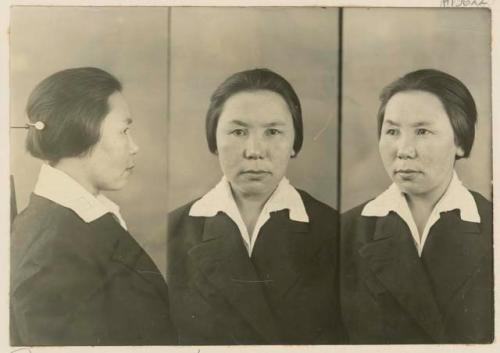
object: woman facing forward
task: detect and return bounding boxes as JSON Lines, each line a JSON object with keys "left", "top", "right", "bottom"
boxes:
{"left": 168, "top": 68, "right": 345, "bottom": 345}
{"left": 340, "top": 69, "right": 493, "bottom": 344}
{"left": 11, "top": 67, "right": 176, "bottom": 345}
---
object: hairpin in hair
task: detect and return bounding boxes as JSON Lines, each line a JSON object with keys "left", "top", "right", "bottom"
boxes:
{"left": 27, "top": 121, "right": 46, "bottom": 130}
{"left": 10, "top": 121, "right": 46, "bottom": 130}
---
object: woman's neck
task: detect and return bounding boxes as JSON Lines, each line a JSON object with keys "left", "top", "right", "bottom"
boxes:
{"left": 53, "top": 159, "right": 99, "bottom": 196}
{"left": 405, "top": 173, "right": 453, "bottom": 237}
{"left": 231, "top": 187, "right": 274, "bottom": 238}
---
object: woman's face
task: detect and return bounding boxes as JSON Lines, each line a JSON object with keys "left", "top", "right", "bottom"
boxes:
{"left": 379, "top": 90, "right": 464, "bottom": 200}
{"left": 216, "top": 90, "right": 295, "bottom": 200}
{"left": 84, "top": 91, "right": 139, "bottom": 194}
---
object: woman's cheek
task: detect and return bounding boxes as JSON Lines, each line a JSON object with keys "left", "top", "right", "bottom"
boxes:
{"left": 272, "top": 137, "right": 293, "bottom": 153}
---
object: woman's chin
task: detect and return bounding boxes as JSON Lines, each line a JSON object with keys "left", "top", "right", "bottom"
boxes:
{"left": 394, "top": 181, "right": 420, "bottom": 196}
{"left": 233, "top": 183, "right": 274, "bottom": 200}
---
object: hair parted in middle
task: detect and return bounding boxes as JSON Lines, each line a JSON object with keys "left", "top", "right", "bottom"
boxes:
{"left": 377, "top": 68, "right": 477, "bottom": 159}
{"left": 205, "top": 68, "right": 303, "bottom": 156}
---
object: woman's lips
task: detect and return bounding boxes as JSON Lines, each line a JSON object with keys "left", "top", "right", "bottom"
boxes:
{"left": 395, "top": 169, "right": 420, "bottom": 174}
{"left": 240, "top": 170, "right": 271, "bottom": 175}
{"left": 239, "top": 170, "right": 272, "bottom": 180}
{"left": 395, "top": 169, "right": 421, "bottom": 179}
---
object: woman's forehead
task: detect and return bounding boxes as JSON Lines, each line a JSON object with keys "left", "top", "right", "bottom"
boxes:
{"left": 104, "top": 92, "right": 132, "bottom": 125}
{"left": 219, "top": 90, "right": 292, "bottom": 126}
{"left": 384, "top": 90, "right": 449, "bottom": 126}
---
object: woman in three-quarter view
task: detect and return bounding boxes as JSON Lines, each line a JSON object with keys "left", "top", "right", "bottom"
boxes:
{"left": 340, "top": 69, "right": 493, "bottom": 344}
{"left": 168, "top": 68, "right": 345, "bottom": 345}
{"left": 11, "top": 67, "right": 177, "bottom": 345}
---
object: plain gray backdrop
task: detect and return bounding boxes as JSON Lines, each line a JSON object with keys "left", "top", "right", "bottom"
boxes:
{"left": 341, "top": 8, "right": 492, "bottom": 212}
{"left": 10, "top": 7, "right": 169, "bottom": 274}
{"left": 168, "top": 7, "right": 339, "bottom": 212}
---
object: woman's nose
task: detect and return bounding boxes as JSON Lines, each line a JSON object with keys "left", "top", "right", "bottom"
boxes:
{"left": 129, "top": 134, "right": 139, "bottom": 155}
{"left": 396, "top": 134, "right": 416, "bottom": 159}
{"left": 243, "top": 134, "right": 264, "bottom": 159}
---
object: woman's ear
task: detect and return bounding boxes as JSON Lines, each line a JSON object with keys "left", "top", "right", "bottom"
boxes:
{"left": 456, "top": 146, "right": 465, "bottom": 158}
{"left": 291, "top": 150, "right": 296, "bottom": 158}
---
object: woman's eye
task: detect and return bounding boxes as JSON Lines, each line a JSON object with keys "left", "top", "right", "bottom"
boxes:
{"left": 267, "top": 128, "right": 282, "bottom": 136}
{"left": 416, "top": 128, "right": 431, "bottom": 135}
{"left": 122, "top": 128, "right": 129, "bottom": 135}
{"left": 231, "top": 129, "right": 246, "bottom": 136}
{"left": 385, "top": 128, "right": 398, "bottom": 136}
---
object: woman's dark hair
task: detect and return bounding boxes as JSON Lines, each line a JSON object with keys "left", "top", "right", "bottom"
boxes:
{"left": 377, "top": 68, "right": 477, "bottom": 159}
{"left": 25, "top": 67, "right": 122, "bottom": 163}
{"left": 206, "top": 68, "right": 303, "bottom": 155}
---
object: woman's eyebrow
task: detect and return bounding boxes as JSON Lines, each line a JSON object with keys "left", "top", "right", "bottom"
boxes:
{"left": 412, "top": 121, "right": 432, "bottom": 127}
{"left": 125, "top": 117, "right": 133, "bottom": 125}
{"left": 384, "top": 119, "right": 433, "bottom": 127}
{"left": 227, "top": 119, "right": 286, "bottom": 127}
{"left": 264, "top": 121, "right": 286, "bottom": 127}
{"left": 383, "top": 119, "right": 399, "bottom": 126}
{"left": 228, "top": 119, "right": 249, "bottom": 127}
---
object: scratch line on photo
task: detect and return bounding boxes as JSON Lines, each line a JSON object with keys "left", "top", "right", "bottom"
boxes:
{"left": 313, "top": 114, "right": 334, "bottom": 141}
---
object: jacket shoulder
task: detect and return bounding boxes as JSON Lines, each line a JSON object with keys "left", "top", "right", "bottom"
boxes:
{"left": 469, "top": 190, "right": 492, "bottom": 216}
{"left": 168, "top": 199, "right": 200, "bottom": 232}
{"left": 341, "top": 200, "right": 373, "bottom": 228}
{"left": 12, "top": 195, "right": 90, "bottom": 263}
{"left": 339, "top": 200, "right": 378, "bottom": 249}
{"left": 296, "top": 189, "right": 338, "bottom": 219}
{"left": 11, "top": 195, "right": 121, "bottom": 289}
{"left": 468, "top": 190, "right": 493, "bottom": 240}
{"left": 13, "top": 194, "right": 83, "bottom": 234}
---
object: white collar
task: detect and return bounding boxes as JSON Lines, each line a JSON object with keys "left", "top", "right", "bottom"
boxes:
{"left": 189, "top": 176, "right": 309, "bottom": 222}
{"left": 361, "top": 171, "right": 480, "bottom": 257}
{"left": 189, "top": 177, "right": 309, "bottom": 255}
{"left": 34, "top": 164, "right": 128, "bottom": 230}
{"left": 361, "top": 171, "right": 480, "bottom": 223}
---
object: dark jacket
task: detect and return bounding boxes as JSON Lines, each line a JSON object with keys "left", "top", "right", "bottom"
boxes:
{"left": 167, "top": 189, "right": 346, "bottom": 345}
{"left": 340, "top": 191, "right": 493, "bottom": 344}
{"left": 11, "top": 194, "right": 177, "bottom": 346}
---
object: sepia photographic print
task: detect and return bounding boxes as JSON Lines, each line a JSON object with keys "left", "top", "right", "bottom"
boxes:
{"left": 2, "top": 1, "right": 498, "bottom": 353}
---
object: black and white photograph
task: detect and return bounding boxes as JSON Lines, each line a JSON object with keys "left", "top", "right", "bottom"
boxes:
{"left": 340, "top": 8, "right": 492, "bottom": 344}
{"left": 166, "top": 7, "right": 342, "bottom": 345}
{"left": 2, "top": 1, "right": 498, "bottom": 352}
{"left": 9, "top": 6, "right": 176, "bottom": 346}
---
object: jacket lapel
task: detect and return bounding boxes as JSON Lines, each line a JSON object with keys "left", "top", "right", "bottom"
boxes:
{"left": 187, "top": 213, "right": 280, "bottom": 343}
{"left": 91, "top": 214, "right": 170, "bottom": 303}
{"left": 358, "top": 213, "right": 447, "bottom": 342}
{"left": 252, "top": 210, "right": 312, "bottom": 299}
{"left": 421, "top": 210, "right": 484, "bottom": 311}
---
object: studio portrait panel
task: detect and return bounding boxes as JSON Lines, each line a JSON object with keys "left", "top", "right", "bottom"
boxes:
{"left": 10, "top": 6, "right": 169, "bottom": 273}
{"left": 9, "top": 7, "right": 176, "bottom": 345}
{"left": 168, "top": 7, "right": 339, "bottom": 211}
{"left": 339, "top": 8, "right": 492, "bottom": 344}
{"left": 341, "top": 8, "right": 491, "bottom": 210}
{"left": 166, "top": 7, "right": 344, "bottom": 345}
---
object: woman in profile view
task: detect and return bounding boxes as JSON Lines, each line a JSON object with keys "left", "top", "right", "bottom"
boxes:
{"left": 11, "top": 67, "right": 177, "bottom": 346}
{"left": 340, "top": 69, "right": 493, "bottom": 344}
